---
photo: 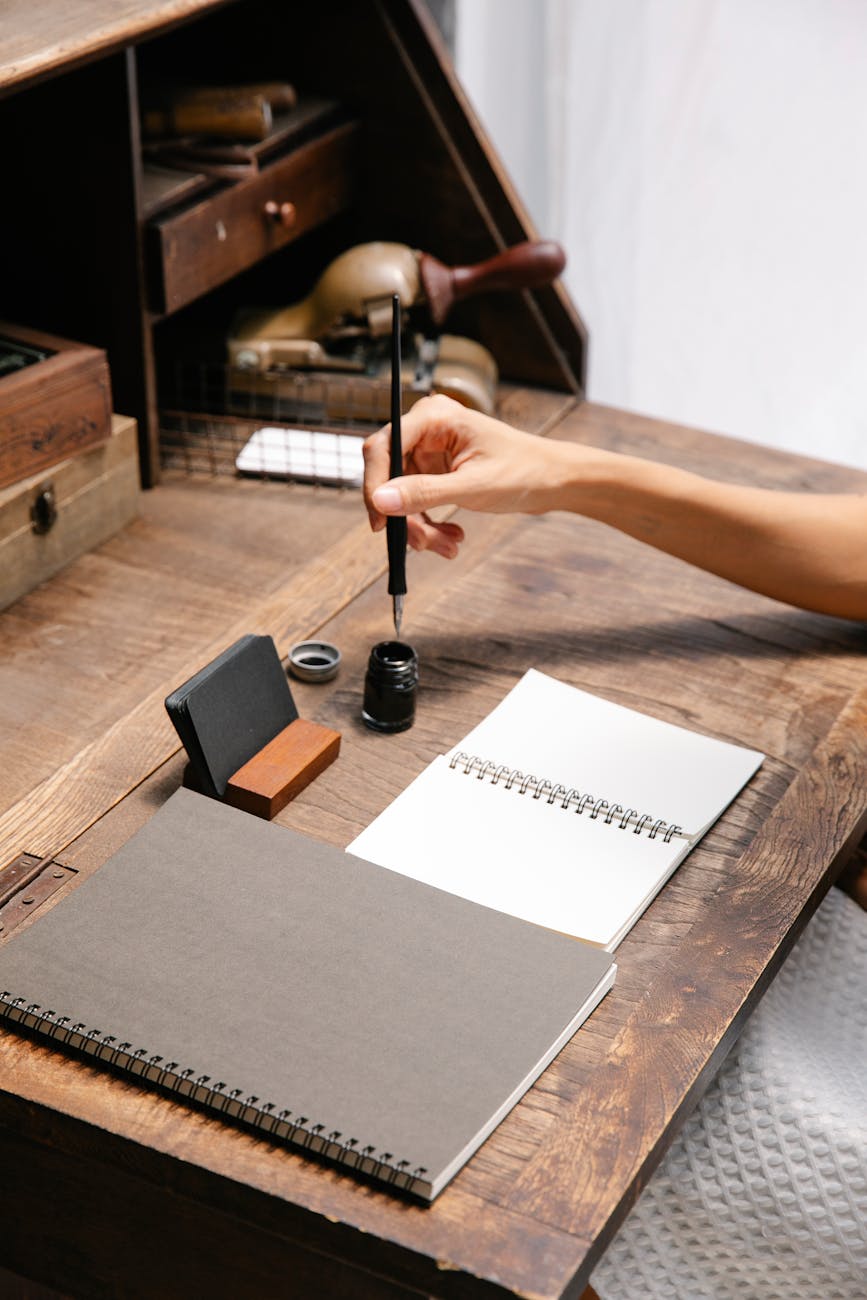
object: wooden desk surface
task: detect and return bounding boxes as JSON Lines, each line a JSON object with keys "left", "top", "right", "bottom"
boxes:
{"left": 2, "top": 392, "right": 867, "bottom": 1299}
{"left": 0, "top": 0, "right": 229, "bottom": 95}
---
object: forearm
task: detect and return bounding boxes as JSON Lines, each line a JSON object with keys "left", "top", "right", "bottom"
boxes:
{"left": 365, "top": 397, "right": 867, "bottom": 619}
{"left": 550, "top": 441, "right": 867, "bottom": 620}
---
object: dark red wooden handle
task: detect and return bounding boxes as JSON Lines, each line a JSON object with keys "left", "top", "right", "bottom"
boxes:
{"left": 419, "top": 240, "right": 566, "bottom": 325}
{"left": 451, "top": 240, "right": 566, "bottom": 299}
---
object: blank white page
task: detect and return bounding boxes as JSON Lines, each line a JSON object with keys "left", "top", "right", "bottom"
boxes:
{"left": 449, "top": 670, "right": 763, "bottom": 835}
{"left": 349, "top": 756, "right": 686, "bottom": 949}
{"left": 348, "top": 672, "right": 764, "bottom": 949}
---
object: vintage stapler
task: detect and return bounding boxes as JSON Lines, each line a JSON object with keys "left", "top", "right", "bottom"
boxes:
{"left": 226, "top": 239, "right": 566, "bottom": 419}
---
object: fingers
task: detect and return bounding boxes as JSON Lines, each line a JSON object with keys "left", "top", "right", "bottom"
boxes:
{"left": 363, "top": 421, "right": 465, "bottom": 557}
{"left": 363, "top": 394, "right": 474, "bottom": 530}
{"left": 370, "top": 473, "right": 451, "bottom": 517}
{"left": 407, "top": 515, "right": 465, "bottom": 558}
{"left": 362, "top": 426, "right": 393, "bottom": 532}
{"left": 397, "top": 392, "right": 469, "bottom": 452}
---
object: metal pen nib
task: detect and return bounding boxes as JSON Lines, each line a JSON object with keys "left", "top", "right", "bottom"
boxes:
{"left": 392, "top": 593, "right": 404, "bottom": 639}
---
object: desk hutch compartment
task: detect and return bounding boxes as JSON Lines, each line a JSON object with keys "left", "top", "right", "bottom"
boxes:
{"left": 148, "top": 118, "right": 360, "bottom": 314}
{"left": 0, "top": 0, "right": 588, "bottom": 489}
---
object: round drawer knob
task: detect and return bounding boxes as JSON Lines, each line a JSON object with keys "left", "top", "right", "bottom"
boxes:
{"left": 263, "top": 200, "right": 297, "bottom": 228}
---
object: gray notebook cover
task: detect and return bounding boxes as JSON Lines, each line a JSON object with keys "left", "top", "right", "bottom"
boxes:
{"left": 0, "top": 789, "right": 615, "bottom": 1200}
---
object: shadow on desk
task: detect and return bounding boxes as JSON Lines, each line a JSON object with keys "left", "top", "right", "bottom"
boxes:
{"left": 417, "top": 610, "right": 867, "bottom": 677}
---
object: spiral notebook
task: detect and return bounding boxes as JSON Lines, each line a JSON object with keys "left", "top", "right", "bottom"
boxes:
{"left": 349, "top": 670, "right": 764, "bottom": 950}
{"left": 0, "top": 788, "right": 614, "bottom": 1202}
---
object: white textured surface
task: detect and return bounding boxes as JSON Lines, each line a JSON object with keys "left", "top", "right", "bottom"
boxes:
{"left": 592, "top": 886, "right": 867, "bottom": 1299}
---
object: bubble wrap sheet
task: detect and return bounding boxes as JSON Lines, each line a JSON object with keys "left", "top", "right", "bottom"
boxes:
{"left": 592, "top": 887, "right": 867, "bottom": 1300}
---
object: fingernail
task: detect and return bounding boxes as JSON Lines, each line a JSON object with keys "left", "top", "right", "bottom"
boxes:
{"left": 372, "top": 485, "right": 402, "bottom": 512}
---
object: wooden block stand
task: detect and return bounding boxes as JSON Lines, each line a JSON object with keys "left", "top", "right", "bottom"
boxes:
{"left": 224, "top": 717, "right": 340, "bottom": 819}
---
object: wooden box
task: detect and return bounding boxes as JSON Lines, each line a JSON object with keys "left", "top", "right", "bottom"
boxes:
{"left": 0, "top": 414, "right": 140, "bottom": 610}
{"left": 0, "top": 322, "right": 112, "bottom": 490}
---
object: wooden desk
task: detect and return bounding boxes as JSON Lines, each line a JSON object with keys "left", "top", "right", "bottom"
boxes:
{"left": 2, "top": 396, "right": 867, "bottom": 1299}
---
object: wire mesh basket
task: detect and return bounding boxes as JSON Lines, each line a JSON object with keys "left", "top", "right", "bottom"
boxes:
{"left": 159, "top": 360, "right": 380, "bottom": 482}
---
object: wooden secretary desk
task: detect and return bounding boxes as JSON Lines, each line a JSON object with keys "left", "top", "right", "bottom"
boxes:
{"left": 2, "top": 4, "right": 867, "bottom": 1298}
{"left": 0, "top": 0, "right": 584, "bottom": 486}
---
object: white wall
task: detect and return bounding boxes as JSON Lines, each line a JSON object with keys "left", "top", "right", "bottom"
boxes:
{"left": 456, "top": 0, "right": 867, "bottom": 470}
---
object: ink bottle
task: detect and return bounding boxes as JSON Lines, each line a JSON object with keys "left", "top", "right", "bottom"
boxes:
{"left": 362, "top": 641, "right": 418, "bottom": 733}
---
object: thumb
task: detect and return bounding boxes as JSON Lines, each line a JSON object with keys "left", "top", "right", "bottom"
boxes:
{"left": 371, "top": 473, "right": 459, "bottom": 516}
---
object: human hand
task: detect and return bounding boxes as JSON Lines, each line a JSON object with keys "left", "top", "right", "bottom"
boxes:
{"left": 362, "top": 394, "right": 571, "bottom": 557}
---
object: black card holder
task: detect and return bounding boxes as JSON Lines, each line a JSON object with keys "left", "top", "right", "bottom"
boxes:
{"left": 165, "top": 635, "right": 298, "bottom": 798}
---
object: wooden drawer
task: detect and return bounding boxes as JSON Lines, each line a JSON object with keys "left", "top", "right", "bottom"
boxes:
{"left": 148, "top": 121, "right": 359, "bottom": 315}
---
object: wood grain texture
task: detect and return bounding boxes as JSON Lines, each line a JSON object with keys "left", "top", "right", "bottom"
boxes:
{"left": 0, "top": 479, "right": 355, "bottom": 819}
{"left": 225, "top": 717, "right": 341, "bottom": 818}
{"left": 151, "top": 121, "right": 359, "bottom": 313}
{"left": 0, "top": 856, "right": 75, "bottom": 939}
{"left": 3, "top": 398, "right": 867, "bottom": 1299}
{"left": 0, "top": 414, "right": 140, "bottom": 610}
{"left": 0, "top": 0, "right": 227, "bottom": 94}
{"left": 0, "top": 512, "right": 380, "bottom": 865}
{"left": 0, "top": 1118, "right": 422, "bottom": 1300}
{"left": 0, "top": 324, "right": 111, "bottom": 489}
{"left": 503, "top": 688, "right": 867, "bottom": 1269}
{"left": 0, "top": 386, "right": 567, "bottom": 858}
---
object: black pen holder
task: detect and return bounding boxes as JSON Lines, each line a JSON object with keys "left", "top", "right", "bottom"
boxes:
{"left": 362, "top": 641, "right": 418, "bottom": 733}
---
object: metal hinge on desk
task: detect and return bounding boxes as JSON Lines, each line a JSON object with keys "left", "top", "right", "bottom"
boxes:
{"left": 0, "top": 853, "right": 77, "bottom": 939}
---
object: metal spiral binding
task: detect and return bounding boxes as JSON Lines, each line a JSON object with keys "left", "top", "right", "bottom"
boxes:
{"left": 0, "top": 993, "right": 431, "bottom": 1195}
{"left": 448, "top": 752, "right": 687, "bottom": 843}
